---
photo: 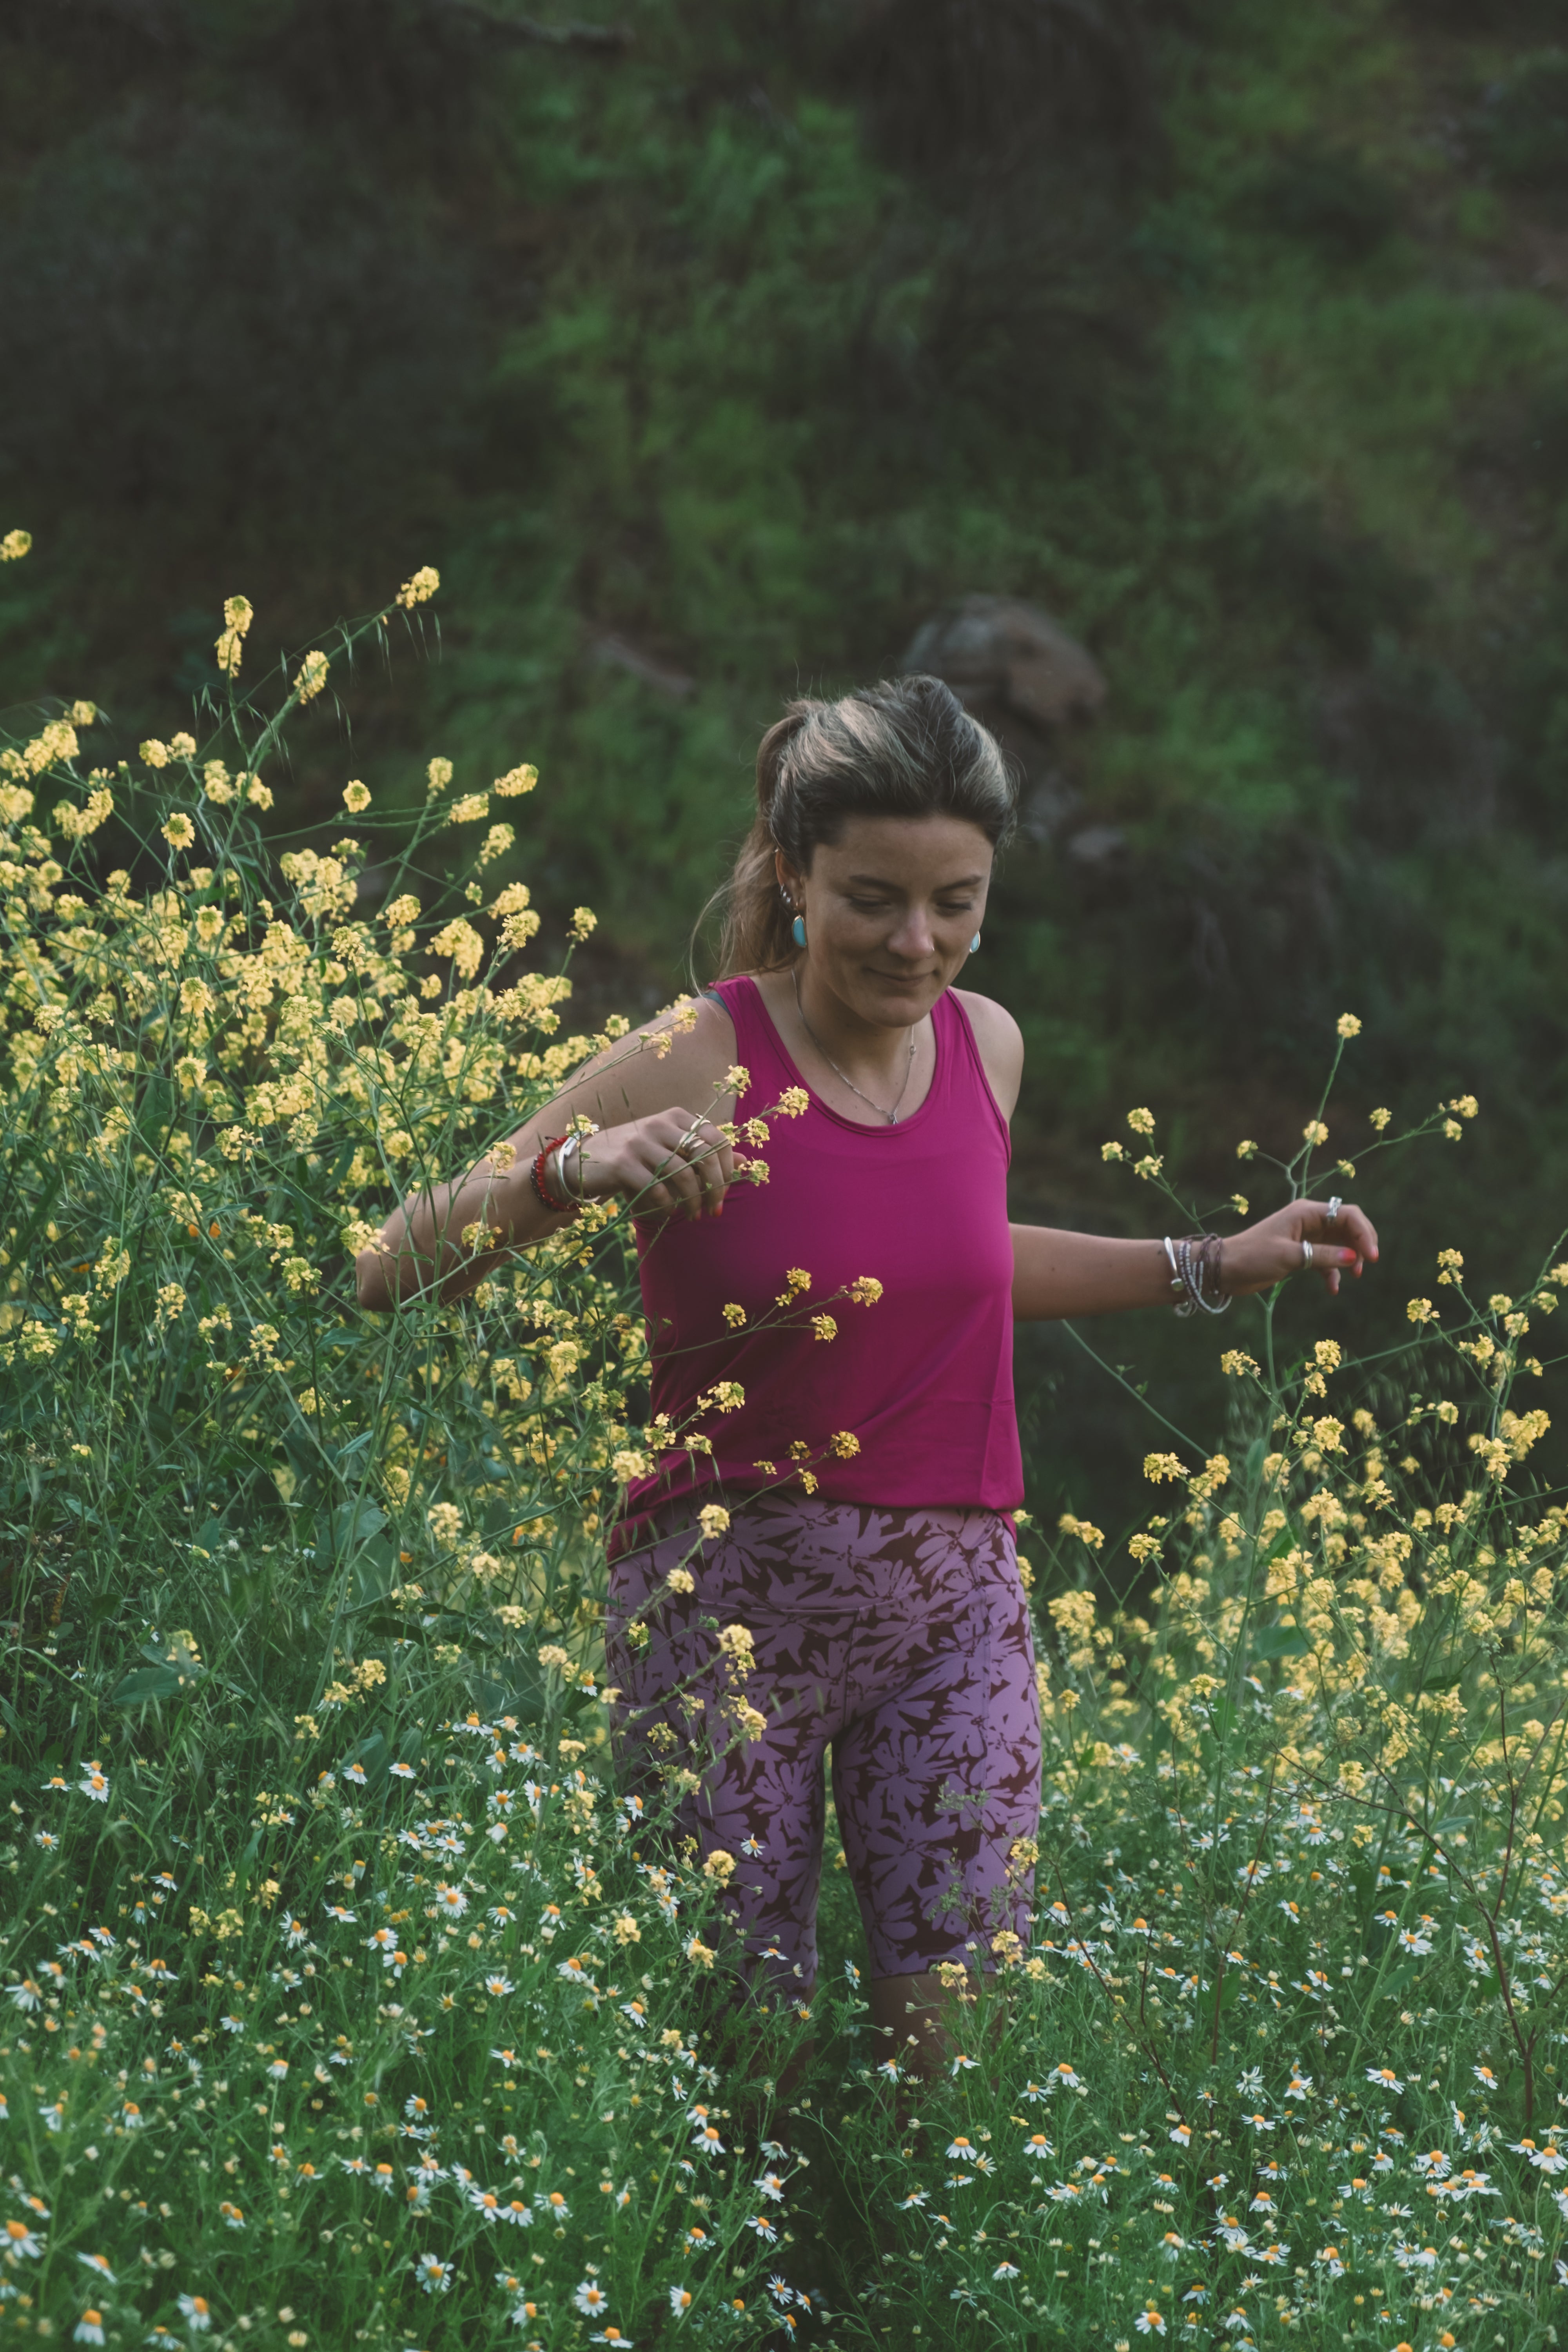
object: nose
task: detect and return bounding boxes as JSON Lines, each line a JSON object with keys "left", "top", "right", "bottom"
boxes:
{"left": 886, "top": 907, "right": 936, "bottom": 959}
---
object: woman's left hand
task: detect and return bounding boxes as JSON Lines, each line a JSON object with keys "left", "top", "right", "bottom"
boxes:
{"left": 1223, "top": 1197, "right": 1379, "bottom": 1299}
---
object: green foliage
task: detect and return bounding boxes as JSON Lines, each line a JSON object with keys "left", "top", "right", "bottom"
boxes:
{"left": 1484, "top": 49, "right": 1568, "bottom": 200}
{"left": 0, "top": 593, "right": 815, "bottom": 2348}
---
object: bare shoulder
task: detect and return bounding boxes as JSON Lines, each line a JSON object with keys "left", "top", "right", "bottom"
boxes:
{"left": 534, "top": 991, "right": 740, "bottom": 1136}
{"left": 951, "top": 987, "right": 1024, "bottom": 1120}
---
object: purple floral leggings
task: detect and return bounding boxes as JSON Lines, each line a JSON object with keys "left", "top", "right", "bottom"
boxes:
{"left": 605, "top": 1490, "right": 1041, "bottom": 1985}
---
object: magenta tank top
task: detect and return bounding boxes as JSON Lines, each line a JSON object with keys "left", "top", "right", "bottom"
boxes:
{"left": 625, "top": 974, "right": 1022, "bottom": 1514}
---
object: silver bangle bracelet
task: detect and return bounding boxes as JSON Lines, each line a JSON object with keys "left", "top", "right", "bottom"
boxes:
{"left": 1165, "top": 1232, "right": 1231, "bottom": 1318}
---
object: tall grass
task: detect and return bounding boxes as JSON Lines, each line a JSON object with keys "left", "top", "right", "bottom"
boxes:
{"left": 4, "top": 569, "right": 1568, "bottom": 2351}
{"left": 0, "top": 568, "right": 807, "bottom": 2350}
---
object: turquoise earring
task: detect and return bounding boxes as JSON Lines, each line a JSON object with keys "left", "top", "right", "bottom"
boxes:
{"left": 792, "top": 914, "right": 807, "bottom": 947}
{"left": 969, "top": 932, "right": 981, "bottom": 953}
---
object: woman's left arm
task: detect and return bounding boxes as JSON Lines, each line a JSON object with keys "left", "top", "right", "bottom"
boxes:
{"left": 953, "top": 989, "right": 1379, "bottom": 1320}
{"left": 1010, "top": 1199, "right": 1379, "bottom": 1321}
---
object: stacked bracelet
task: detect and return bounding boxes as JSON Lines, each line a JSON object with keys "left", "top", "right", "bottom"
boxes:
{"left": 1163, "top": 1232, "right": 1230, "bottom": 1318}
{"left": 530, "top": 1136, "right": 577, "bottom": 1215}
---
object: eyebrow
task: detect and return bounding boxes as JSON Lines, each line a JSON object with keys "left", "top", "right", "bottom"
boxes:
{"left": 842, "top": 871, "right": 987, "bottom": 889}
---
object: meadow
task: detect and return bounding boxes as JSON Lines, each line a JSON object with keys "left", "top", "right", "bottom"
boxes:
{"left": 5, "top": 569, "right": 1568, "bottom": 2352}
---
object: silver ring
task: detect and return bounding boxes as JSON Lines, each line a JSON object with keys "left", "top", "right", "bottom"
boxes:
{"left": 1301, "top": 1238, "right": 1314, "bottom": 1269}
{"left": 1325, "top": 1196, "right": 1342, "bottom": 1225}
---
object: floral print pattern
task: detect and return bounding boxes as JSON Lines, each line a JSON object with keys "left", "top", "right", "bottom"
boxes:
{"left": 606, "top": 1489, "right": 1040, "bottom": 1982}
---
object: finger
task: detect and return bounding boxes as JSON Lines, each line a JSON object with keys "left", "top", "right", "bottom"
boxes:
{"left": 653, "top": 1142, "right": 707, "bottom": 1220}
{"left": 641, "top": 1168, "right": 696, "bottom": 1218}
{"left": 689, "top": 1122, "right": 733, "bottom": 1207}
{"left": 1341, "top": 1206, "right": 1378, "bottom": 1262}
{"left": 628, "top": 1129, "right": 697, "bottom": 1215}
{"left": 1301, "top": 1243, "right": 1360, "bottom": 1281}
{"left": 1311, "top": 1199, "right": 1378, "bottom": 1263}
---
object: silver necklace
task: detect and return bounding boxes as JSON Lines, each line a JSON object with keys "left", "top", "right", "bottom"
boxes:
{"left": 791, "top": 964, "right": 918, "bottom": 1124}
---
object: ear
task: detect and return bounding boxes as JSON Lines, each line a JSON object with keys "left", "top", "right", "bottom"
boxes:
{"left": 774, "top": 846, "right": 802, "bottom": 901}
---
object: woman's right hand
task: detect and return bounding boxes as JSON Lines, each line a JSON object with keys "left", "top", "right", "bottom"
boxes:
{"left": 569, "top": 1108, "right": 736, "bottom": 1220}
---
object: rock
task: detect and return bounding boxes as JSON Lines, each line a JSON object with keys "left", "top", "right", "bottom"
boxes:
{"left": 902, "top": 593, "right": 1107, "bottom": 729}
{"left": 1063, "top": 822, "right": 1126, "bottom": 866}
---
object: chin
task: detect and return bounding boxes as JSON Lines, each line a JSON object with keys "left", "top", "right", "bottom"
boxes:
{"left": 857, "top": 971, "right": 945, "bottom": 1016}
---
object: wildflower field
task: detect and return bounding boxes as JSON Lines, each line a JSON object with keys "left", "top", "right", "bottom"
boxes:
{"left": 4, "top": 564, "right": 1568, "bottom": 2352}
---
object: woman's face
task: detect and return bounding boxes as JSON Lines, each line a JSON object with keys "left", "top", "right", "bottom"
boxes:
{"left": 778, "top": 813, "right": 995, "bottom": 1028}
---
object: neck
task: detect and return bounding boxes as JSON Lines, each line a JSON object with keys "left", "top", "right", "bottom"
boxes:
{"left": 791, "top": 958, "right": 925, "bottom": 1082}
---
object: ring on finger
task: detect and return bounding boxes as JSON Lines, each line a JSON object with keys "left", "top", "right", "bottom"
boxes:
{"left": 1325, "top": 1195, "right": 1342, "bottom": 1225}
{"left": 1300, "top": 1238, "right": 1314, "bottom": 1269}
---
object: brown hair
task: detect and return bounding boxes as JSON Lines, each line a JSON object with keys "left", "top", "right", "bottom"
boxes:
{"left": 705, "top": 674, "right": 1016, "bottom": 978}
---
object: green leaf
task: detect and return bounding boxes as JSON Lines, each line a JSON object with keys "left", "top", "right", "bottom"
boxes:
{"left": 1252, "top": 1624, "right": 1312, "bottom": 1661}
{"left": 1377, "top": 1958, "right": 1419, "bottom": 2004}
{"left": 112, "top": 1663, "right": 191, "bottom": 1705}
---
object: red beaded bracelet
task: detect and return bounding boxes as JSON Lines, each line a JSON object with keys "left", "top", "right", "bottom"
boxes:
{"left": 530, "top": 1136, "right": 576, "bottom": 1215}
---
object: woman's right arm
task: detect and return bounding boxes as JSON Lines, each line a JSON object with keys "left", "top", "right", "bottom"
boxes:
{"left": 353, "top": 998, "right": 740, "bottom": 1310}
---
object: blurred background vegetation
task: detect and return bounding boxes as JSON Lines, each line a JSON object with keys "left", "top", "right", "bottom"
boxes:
{"left": 4, "top": 0, "right": 1567, "bottom": 1537}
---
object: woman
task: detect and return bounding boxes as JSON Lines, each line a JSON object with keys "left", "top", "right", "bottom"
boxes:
{"left": 358, "top": 675, "right": 1377, "bottom": 2073}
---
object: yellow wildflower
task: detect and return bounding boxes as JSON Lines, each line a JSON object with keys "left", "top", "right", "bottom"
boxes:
{"left": 395, "top": 565, "right": 440, "bottom": 608}
{"left": 293, "top": 650, "right": 329, "bottom": 703}
{"left": 215, "top": 594, "right": 253, "bottom": 678}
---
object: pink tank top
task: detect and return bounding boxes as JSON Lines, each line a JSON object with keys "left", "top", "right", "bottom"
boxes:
{"left": 625, "top": 974, "right": 1022, "bottom": 1514}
